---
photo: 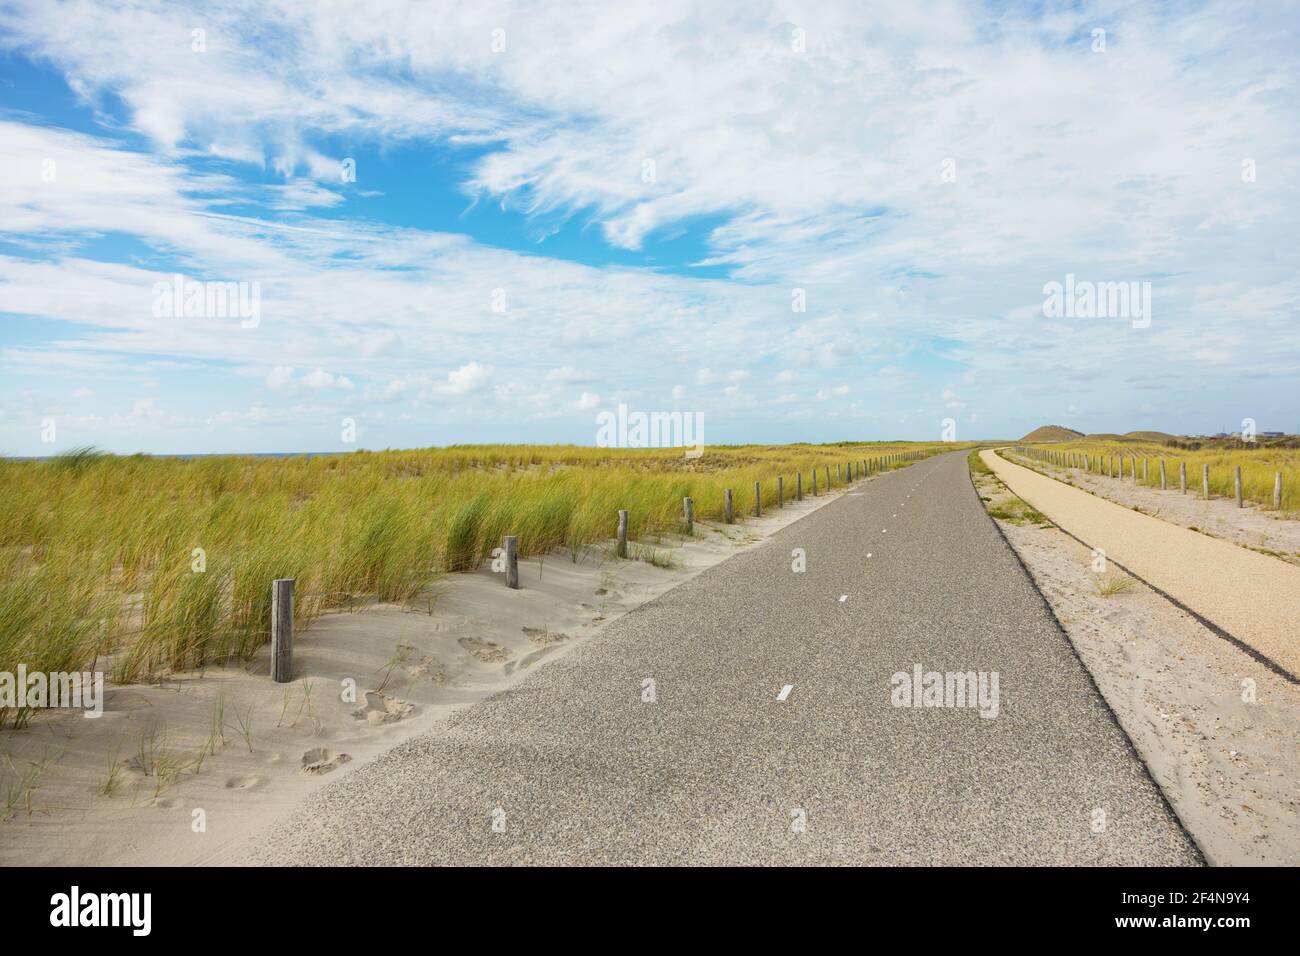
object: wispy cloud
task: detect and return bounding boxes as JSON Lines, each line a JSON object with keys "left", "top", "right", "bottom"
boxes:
{"left": 0, "top": 1, "right": 1297, "bottom": 452}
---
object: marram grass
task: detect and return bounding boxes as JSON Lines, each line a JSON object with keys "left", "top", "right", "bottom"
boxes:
{"left": 0, "top": 442, "right": 958, "bottom": 698}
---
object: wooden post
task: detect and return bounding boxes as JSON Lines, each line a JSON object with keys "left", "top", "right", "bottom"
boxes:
{"left": 1202, "top": 464, "right": 1209, "bottom": 500}
{"left": 1274, "top": 471, "right": 1283, "bottom": 510}
{"left": 503, "top": 535, "right": 519, "bottom": 589}
{"left": 683, "top": 497, "right": 694, "bottom": 534}
{"left": 1234, "top": 466, "right": 1243, "bottom": 508}
{"left": 724, "top": 489, "right": 734, "bottom": 523}
{"left": 754, "top": 481, "right": 761, "bottom": 517}
{"left": 777, "top": 476, "right": 784, "bottom": 508}
{"left": 812, "top": 469, "right": 818, "bottom": 496}
{"left": 1179, "top": 461, "right": 1187, "bottom": 495}
{"left": 1143, "top": 458, "right": 1148, "bottom": 483}
{"left": 616, "top": 509, "right": 629, "bottom": 557}
{"left": 271, "top": 578, "right": 294, "bottom": 683}
{"left": 1160, "top": 459, "right": 1167, "bottom": 490}
{"left": 825, "top": 465, "right": 831, "bottom": 489}
{"left": 796, "top": 472, "right": 803, "bottom": 501}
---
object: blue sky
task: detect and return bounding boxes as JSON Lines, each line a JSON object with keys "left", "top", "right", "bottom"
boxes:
{"left": 1, "top": 0, "right": 1298, "bottom": 455}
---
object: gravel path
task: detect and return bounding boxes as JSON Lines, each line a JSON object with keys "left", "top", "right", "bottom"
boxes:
{"left": 244, "top": 451, "right": 1197, "bottom": 865}
{"left": 984, "top": 450, "right": 1300, "bottom": 681}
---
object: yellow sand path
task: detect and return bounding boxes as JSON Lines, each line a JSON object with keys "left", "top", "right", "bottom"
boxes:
{"left": 982, "top": 449, "right": 1300, "bottom": 679}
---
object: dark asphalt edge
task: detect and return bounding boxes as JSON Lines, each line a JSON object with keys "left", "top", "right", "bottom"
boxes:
{"left": 966, "top": 453, "right": 1209, "bottom": 867}
{"left": 993, "top": 449, "right": 1300, "bottom": 686}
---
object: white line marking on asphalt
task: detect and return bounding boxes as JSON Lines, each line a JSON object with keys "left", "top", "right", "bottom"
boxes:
{"left": 777, "top": 684, "right": 794, "bottom": 701}
{"left": 839, "top": 594, "right": 848, "bottom": 602}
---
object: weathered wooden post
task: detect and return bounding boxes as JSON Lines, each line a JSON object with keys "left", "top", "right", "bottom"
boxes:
{"left": 1143, "top": 458, "right": 1148, "bottom": 483}
{"left": 503, "top": 535, "right": 519, "bottom": 589}
{"left": 1234, "top": 466, "right": 1243, "bottom": 508}
{"left": 1160, "top": 459, "right": 1167, "bottom": 490}
{"left": 777, "top": 476, "right": 784, "bottom": 508}
{"left": 825, "top": 465, "right": 831, "bottom": 489}
{"left": 1202, "top": 464, "right": 1209, "bottom": 499}
{"left": 812, "top": 469, "right": 818, "bottom": 496}
{"left": 754, "top": 481, "right": 761, "bottom": 517}
{"left": 616, "top": 509, "right": 629, "bottom": 557}
{"left": 1275, "top": 471, "right": 1283, "bottom": 510}
{"left": 724, "top": 489, "right": 734, "bottom": 523}
{"left": 683, "top": 497, "right": 694, "bottom": 534}
{"left": 796, "top": 472, "right": 803, "bottom": 501}
{"left": 271, "top": 578, "right": 294, "bottom": 683}
{"left": 1179, "top": 461, "right": 1187, "bottom": 495}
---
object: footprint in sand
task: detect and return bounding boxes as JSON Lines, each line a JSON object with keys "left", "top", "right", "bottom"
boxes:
{"left": 351, "top": 690, "right": 416, "bottom": 726}
{"left": 225, "top": 775, "right": 265, "bottom": 790}
{"left": 458, "top": 636, "right": 511, "bottom": 663}
{"left": 521, "top": 625, "right": 571, "bottom": 646}
{"left": 504, "top": 646, "right": 560, "bottom": 676}
{"left": 396, "top": 643, "right": 447, "bottom": 684}
{"left": 301, "top": 748, "right": 352, "bottom": 775}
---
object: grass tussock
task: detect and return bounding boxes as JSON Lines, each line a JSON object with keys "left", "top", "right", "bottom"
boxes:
{"left": 986, "top": 498, "right": 1051, "bottom": 526}
{"left": 0, "top": 442, "right": 957, "bottom": 701}
{"left": 1091, "top": 573, "right": 1135, "bottom": 598}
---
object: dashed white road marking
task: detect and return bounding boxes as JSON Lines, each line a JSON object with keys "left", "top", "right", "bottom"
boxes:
{"left": 777, "top": 684, "right": 794, "bottom": 701}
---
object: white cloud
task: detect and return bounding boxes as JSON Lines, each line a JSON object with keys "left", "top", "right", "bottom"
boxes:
{"left": 441, "top": 361, "right": 492, "bottom": 395}
{"left": 1, "top": 2, "right": 1298, "bottom": 450}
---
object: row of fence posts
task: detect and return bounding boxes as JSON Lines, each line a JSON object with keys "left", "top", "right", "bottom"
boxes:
{"left": 266, "top": 450, "right": 930, "bottom": 682}
{"left": 1014, "top": 446, "right": 1284, "bottom": 511}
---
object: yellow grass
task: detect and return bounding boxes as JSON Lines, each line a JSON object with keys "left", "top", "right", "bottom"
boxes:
{"left": 1016, "top": 441, "right": 1300, "bottom": 514}
{"left": 0, "top": 442, "right": 957, "bottom": 708}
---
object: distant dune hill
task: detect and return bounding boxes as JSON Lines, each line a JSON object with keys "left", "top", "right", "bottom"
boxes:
{"left": 1020, "top": 425, "right": 1085, "bottom": 442}
{"left": 1083, "top": 433, "right": 1125, "bottom": 441}
{"left": 1123, "top": 430, "right": 1181, "bottom": 442}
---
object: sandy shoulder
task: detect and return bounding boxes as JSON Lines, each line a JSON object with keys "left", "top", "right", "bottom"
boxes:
{"left": 0, "top": 475, "right": 867, "bottom": 866}
{"left": 982, "top": 449, "right": 1300, "bottom": 680}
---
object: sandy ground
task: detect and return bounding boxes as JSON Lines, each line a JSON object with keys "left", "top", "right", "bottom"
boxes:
{"left": 0, "top": 477, "right": 862, "bottom": 866}
{"left": 973, "top": 462, "right": 1300, "bottom": 865}
{"left": 1008, "top": 450, "right": 1300, "bottom": 564}
{"left": 983, "top": 450, "right": 1300, "bottom": 679}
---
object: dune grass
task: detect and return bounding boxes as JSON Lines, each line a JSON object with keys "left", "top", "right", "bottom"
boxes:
{"left": 0, "top": 442, "right": 956, "bottom": 703}
{"left": 1016, "top": 441, "right": 1300, "bottom": 514}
